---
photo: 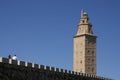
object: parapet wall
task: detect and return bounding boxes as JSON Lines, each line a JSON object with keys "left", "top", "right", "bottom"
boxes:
{"left": 0, "top": 57, "right": 112, "bottom": 80}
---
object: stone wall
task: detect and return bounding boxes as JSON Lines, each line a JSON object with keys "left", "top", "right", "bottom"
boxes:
{"left": 0, "top": 57, "right": 112, "bottom": 80}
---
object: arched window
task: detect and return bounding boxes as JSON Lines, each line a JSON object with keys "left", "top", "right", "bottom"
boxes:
{"left": 82, "top": 20, "right": 85, "bottom": 23}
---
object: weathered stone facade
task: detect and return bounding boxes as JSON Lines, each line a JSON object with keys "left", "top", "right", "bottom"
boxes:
{"left": 0, "top": 57, "right": 111, "bottom": 80}
{"left": 74, "top": 11, "right": 96, "bottom": 75}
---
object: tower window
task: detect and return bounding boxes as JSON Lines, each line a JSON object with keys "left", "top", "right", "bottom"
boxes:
{"left": 88, "top": 67, "right": 90, "bottom": 70}
{"left": 80, "top": 60, "right": 82, "bottom": 63}
{"left": 92, "top": 59, "right": 94, "bottom": 62}
{"left": 88, "top": 58, "right": 90, "bottom": 61}
{"left": 82, "top": 20, "right": 85, "bottom": 23}
{"left": 88, "top": 50, "right": 90, "bottom": 53}
{"left": 92, "top": 51, "right": 94, "bottom": 56}
{"left": 87, "top": 58, "right": 90, "bottom": 63}
{"left": 92, "top": 68, "right": 94, "bottom": 72}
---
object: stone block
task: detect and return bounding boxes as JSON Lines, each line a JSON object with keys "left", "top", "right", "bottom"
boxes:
{"left": 65, "top": 70, "right": 67, "bottom": 73}
{"left": 17, "top": 60, "right": 20, "bottom": 65}
{"left": 20, "top": 61, "right": 25, "bottom": 66}
{"left": 40, "top": 65, "right": 44, "bottom": 69}
{"left": 67, "top": 70, "right": 70, "bottom": 74}
{"left": 79, "top": 72, "right": 81, "bottom": 75}
{"left": 72, "top": 71, "right": 74, "bottom": 74}
{"left": 68, "top": 70, "right": 71, "bottom": 74}
{"left": 11, "top": 60, "right": 17, "bottom": 65}
{"left": 56, "top": 68, "right": 59, "bottom": 72}
{"left": 9, "top": 59, "right": 12, "bottom": 64}
{"left": 87, "top": 74, "right": 90, "bottom": 77}
{"left": 34, "top": 64, "right": 39, "bottom": 68}
{"left": 0, "top": 57, "right": 9, "bottom": 63}
{"left": 74, "top": 72, "right": 77, "bottom": 75}
{"left": 83, "top": 73, "right": 86, "bottom": 76}
{"left": 93, "top": 75, "right": 95, "bottom": 78}
{"left": 60, "top": 69, "right": 64, "bottom": 72}
{"left": 38, "top": 64, "right": 41, "bottom": 69}
{"left": 46, "top": 66, "right": 50, "bottom": 70}
{"left": 9, "top": 59, "right": 17, "bottom": 64}
{"left": 27, "top": 62, "right": 32, "bottom": 67}
{"left": 50, "top": 67, "right": 55, "bottom": 71}
{"left": 77, "top": 72, "right": 80, "bottom": 75}
{"left": 32, "top": 63, "right": 34, "bottom": 68}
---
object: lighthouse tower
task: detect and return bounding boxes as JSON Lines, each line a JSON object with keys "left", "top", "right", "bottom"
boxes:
{"left": 73, "top": 10, "right": 97, "bottom": 75}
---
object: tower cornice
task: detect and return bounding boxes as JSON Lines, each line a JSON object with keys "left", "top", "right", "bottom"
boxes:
{"left": 73, "top": 34, "right": 97, "bottom": 38}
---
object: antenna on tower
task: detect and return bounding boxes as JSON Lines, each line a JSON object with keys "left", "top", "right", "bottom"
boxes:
{"left": 81, "top": 9, "right": 84, "bottom": 18}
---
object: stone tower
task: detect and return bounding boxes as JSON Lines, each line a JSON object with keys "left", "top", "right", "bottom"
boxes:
{"left": 73, "top": 10, "right": 97, "bottom": 75}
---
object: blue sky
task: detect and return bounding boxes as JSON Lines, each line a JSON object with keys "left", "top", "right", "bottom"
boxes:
{"left": 0, "top": 0, "right": 120, "bottom": 80}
